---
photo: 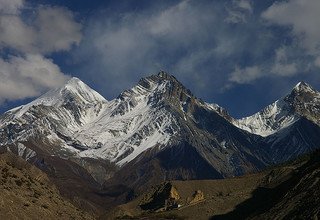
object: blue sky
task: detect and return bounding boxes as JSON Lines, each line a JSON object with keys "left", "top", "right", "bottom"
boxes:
{"left": 0, "top": 0, "right": 320, "bottom": 118}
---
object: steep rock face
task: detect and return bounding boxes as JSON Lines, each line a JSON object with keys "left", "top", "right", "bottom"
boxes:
{"left": 286, "top": 82, "right": 320, "bottom": 125}
{"left": 213, "top": 150, "right": 320, "bottom": 220}
{"left": 263, "top": 118, "right": 320, "bottom": 163}
{"left": 251, "top": 151, "right": 320, "bottom": 220}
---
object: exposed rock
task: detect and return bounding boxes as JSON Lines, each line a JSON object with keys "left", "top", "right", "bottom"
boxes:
{"left": 139, "top": 182, "right": 180, "bottom": 211}
{"left": 189, "top": 190, "right": 205, "bottom": 204}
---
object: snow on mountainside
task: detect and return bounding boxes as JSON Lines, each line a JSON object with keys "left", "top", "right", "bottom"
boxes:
{"left": 235, "top": 99, "right": 299, "bottom": 137}
{"left": 65, "top": 72, "right": 239, "bottom": 166}
{"left": 0, "top": 77, "right": 108, "bottom": 157}
{"left": 234, "top": 82, "right": 320, "bottom": 137}
{"left": 0, "top": 71, "right": 249, "bottom": 168}
{"left": 74, "top": 73, "right": 180, "bottom": 165}
{"left": 0, "top": 73, "right": 190, "bottom": 166}
{"left": 6, "top": 77, "right": 107, "bottom": 121}
{"left": 1, "top": 72, "right": 320, "bottom": 179}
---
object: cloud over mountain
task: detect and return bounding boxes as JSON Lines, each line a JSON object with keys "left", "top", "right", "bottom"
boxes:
{"left": 0, "top": 0, "right": 81, "bottom": 103}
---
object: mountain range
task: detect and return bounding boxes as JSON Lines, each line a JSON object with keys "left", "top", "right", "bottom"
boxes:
{"left": 1, "top": 71, "right": 320, "bottom": 214}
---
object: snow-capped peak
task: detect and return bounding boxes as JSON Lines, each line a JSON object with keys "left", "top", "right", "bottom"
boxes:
{"left": 117, "top": 71, "right": 191, "bottom": 104}
{"left": 234, "top": 81, "right": 320, "bottom": 136}
{"left": 73, "top": 72, "right": 182, "bottom": 165}
{"left": 60, "top": 77, "right": 107, "bottom": 103}
{"left": 7, "top": 77, "right": 107, "bottom": 119}
{"left": 38, "top": 77, "right": 107, "bottom": 105}
{"left": 65, "top": 76, "right": 82, "bottom": 86}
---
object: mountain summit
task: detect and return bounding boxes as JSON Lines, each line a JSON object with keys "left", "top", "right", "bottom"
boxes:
{"left": 293, "top": 81, "right": 313, "bottom": 92}
{"left": 234, "top": 81, "right": 320, "bottom": 162}
{"left": 5, "top": 77, "right": 107, "bottom": 120}
{"left": 235, "top": 81, "right": 320, "bottom": 136}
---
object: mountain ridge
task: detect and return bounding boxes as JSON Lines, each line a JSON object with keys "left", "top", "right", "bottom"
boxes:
{"left": 1, "top": 71, "right": 320, "bottom": 194}
{"left": 1, "top": 73, "right": 314, "bottom": 128}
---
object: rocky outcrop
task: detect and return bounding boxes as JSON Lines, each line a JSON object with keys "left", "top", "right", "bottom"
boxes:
{"left": 188, "top": 190, "right": 205, "bottom": 205}
{"left": 139, "top": 182, "right": 180, "bottom": 211}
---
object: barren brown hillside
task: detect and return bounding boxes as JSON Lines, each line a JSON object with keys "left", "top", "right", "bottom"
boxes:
{"left": 0, "top": 152, "right": 94, "bottom": 220}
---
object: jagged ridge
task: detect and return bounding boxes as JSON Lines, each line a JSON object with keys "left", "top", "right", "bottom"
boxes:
{"left": 1, "top": 72, "right": 320, "bottom": 186}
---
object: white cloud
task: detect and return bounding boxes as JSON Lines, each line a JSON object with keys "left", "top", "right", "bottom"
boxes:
{"left": 237, "top": 0, "right": 253, "bottom": 12}
{"left": 0, "top": 0, "right": 23, "bottom": 14}
{"left": 225, "top": 0, "right": 253, "bottom": 24}
{"left": 147, "top": 1, "right": 212, "bottom": 41}
{"left": 227, "top": 0, "right": 320, "bottom": 88}
{"left": 0, "top": 54, "right": 69, "bottom": 103}
{"left": 34, "top": 6, "right": 82, "bottom": 53}
{"left": 74, "top": 0, "right": 221, "bottom": 94}
{"left": 271, "top": 62, "right": 297, "bottom": 77}
{"left": 0, "top": 5, "right": 82, "bottom": 54}
{"left": 262, "top": 0, "right": 320, "bottom": 55}
{"left": 271, "top": 47, "right": 298, "bottom": 76}
{"left": 229, "top": 66, "right": 261, "bottom": 84}
{"left": 0, "top": 2, "right": 81, "bottom": 103}
{"left": 228, "top": 47, "right": 299, "bottom": 86}
{"left": 0, "top": 15, "right": 36, "bottom": 53}
{"left": 0, "top": 2, "right": 82, "bottom": 54}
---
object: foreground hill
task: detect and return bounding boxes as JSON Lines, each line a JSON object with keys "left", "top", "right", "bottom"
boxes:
{"left": 0, "top": 152, "right": 93, "bottom": 220}
{"left": 108, "top": 150, "right": 320, "bottom": 219}
{"left": 2, "top": 148, "right": 318, "bottom": 220}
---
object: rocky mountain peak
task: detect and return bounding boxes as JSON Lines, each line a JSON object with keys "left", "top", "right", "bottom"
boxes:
{"left": 117, "top": 71, "right": 193, "bottom": 104}
{"left": 285, "top": 81, "right": 319, "bottom": 105}
{"left": 288, "top": 81, "right": 319, "bottom": 101}
{"left": 114, "top": 71, "right": 232, "bottom": 124}
{"left": 281, "top": 81, "right": 320, "bottom": 125}
{"left": 157, "top": 70, "right": 176, "bottom": 79}
{"left": 293, "top": 81, "right": 313, "bottom": 92}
